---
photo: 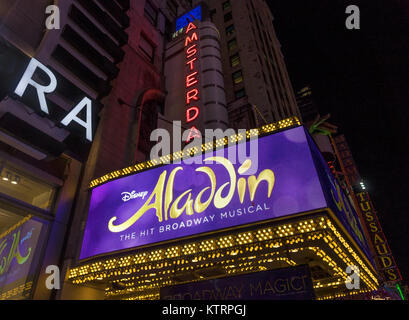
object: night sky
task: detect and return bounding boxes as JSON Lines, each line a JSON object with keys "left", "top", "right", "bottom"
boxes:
{"left": 268, "top": 0, "right": 409, "bottom": 282}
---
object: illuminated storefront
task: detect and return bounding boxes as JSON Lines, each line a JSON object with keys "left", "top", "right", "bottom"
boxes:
{"left": 67, "top": 117, "right": 379, "bottom": 300}
{"left": 0, "top": 0, "right": 113, "bottom": 297}
{"left": 0, "top": 153, "right": 80, "bottom": 300}
{"left": 0, "top": 215, "right": 47, "bottom": 299}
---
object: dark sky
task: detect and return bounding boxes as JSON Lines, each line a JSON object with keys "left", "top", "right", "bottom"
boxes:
{"left": 267, "top": 0, "right": 409, "bottom": 282}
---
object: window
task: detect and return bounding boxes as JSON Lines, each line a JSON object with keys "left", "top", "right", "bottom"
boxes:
{"left": 209, "top": 9, "right": 217, "bottom": 22}
{"left": 144, "top": 0, "right": 157, "bottom": 26}
{"left": 225, "top": 24, "right": 235, "bottom": 37}
{"left": 139, "top": 34, "right": 155, "bottom": 63}
{"left": 232, "top": 70, "right": 243, "bottom": 85}
{"left": 228, "top": 38, "right": 237, "bottom": 52}
{"left": 223, "top": 1, "right": 231, "bottom": 11}
{"left": 0, "top": 162, "right": 56, "bottom": 211}
{"left": 235, "top": 88, "right": 246, "bottom": 99}
{"left": 230, "top": 53, "right": 240, "bottom": 67}
{"left": 224, "top": 12, "right": 233, "bottom": 22}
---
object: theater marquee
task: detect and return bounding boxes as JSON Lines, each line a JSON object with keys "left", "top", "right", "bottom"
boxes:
{"left": 79, "top": 125, "right": 372, "bottom": 263}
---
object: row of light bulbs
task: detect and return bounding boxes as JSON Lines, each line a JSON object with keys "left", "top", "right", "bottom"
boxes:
{"left": 89, "top": 117, "right": 301, "bottom": 188}
{"left": 69, "top": 215, "right": 379, "bottom": 298}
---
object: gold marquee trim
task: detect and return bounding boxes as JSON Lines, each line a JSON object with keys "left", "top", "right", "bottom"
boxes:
{"left": 68, "top": 214, "right": 379, "bottom": 299}
{"left": 0, "top": 214, "right": 33, "bottom": 240}
{"left": 89, "top": 117, "right": 301, "bottom": 188}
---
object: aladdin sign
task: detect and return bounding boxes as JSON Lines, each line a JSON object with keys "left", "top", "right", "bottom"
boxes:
{"left": 80, "top": 126, "right": 372, "bottom": 260}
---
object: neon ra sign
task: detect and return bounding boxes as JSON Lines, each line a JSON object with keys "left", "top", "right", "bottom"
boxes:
{"left": 184, "top": 22, "right": 202, "bottom": 143}
{"left": 13, "top": 58, "right": 94, "bottom": 142}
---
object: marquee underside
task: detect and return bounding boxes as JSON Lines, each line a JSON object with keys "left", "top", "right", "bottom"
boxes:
{"left": 68, "top": 209, "right": 378, "bottom": 300}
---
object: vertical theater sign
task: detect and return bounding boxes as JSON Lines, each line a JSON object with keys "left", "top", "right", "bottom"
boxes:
{"left": 184, "top": 22, "right": 201, "bottom": 143}
{"left": 171, "top": 5, "right": 204, "bottom": 143}
{"left": 356, "top": 192, "right": 402, "bottom": 283}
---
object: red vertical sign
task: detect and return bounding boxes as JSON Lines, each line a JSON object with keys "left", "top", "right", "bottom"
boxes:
{"left": 184, "top": 22, "right": 201, "bottom": 142}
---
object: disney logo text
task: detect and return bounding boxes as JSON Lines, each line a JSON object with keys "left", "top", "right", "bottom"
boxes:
{"left": 121, "top": 191, "right": 148, "bottom": 202}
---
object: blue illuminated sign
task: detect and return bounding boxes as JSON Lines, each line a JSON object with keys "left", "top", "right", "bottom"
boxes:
{"left": 176, "top": 5, "right": 202, "bottom": 31}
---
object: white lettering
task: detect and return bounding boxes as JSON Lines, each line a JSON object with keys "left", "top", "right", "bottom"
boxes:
{"left": 14, "top": 58, "right": 57, "bottom": 114}
{"left": 121, "top": 190, "right": 149, "bottom": 202}
{"left": 60, "top": 97, "right": 93, "bottom": 141}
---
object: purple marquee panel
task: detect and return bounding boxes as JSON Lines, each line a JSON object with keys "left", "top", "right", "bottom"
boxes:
{"left": 306, "top": 133, "right": 373, "bottom": 263}
{"left": 160, "top": 265, "right": 315, "bottom": 300}
{"left": 80, "top": 126, "right": 329, "bottom": 260}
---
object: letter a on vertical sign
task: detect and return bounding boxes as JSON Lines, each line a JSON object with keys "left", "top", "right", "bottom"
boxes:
{"left": 185, "top": 22, "right": 197, "bottom": 34}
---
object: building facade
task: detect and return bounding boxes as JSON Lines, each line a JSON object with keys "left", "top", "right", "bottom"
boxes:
{"left": 0, "top": 0, "right": 132, "bottom": 299}
{"left": 295, "top": 86, "right": 404, "bottom": 299}
{"left": 62, "top": 2, "right": 379, "bottom": 301}
{"left": 0, "top": 1, "right": 394, "bottom": 301}
{"left": 200, "top": 0, "right": 301, "bottom": 130}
